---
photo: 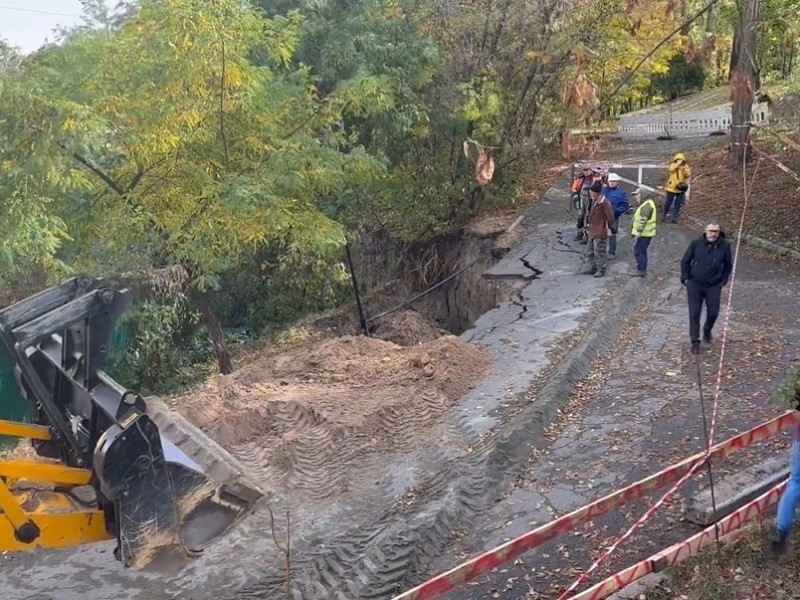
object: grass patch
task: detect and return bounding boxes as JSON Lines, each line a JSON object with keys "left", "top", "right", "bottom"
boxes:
{"left": 641, "top": 518, "right": 800, "bottom": 599}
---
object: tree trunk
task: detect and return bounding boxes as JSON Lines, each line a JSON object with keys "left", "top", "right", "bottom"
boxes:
{"left": 727, "top": 0, "right": 760, "bottom": 170}
{"left": 705, "top": 1, "right": 715, "bottom": 32}
{"left": 191, "top": 291, "right": 233, "bottom": 375}
{"left": 728, "top": 25, "right": 740, "bottom": 79}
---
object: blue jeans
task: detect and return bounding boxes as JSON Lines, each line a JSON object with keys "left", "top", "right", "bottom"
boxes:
{"left": 776, "top": 441, "right": 800, "bottom": 537}
{"left": 634, "top": 236, "right": 652, "bottom": 271}
{"left": 608, "top": 216, "right": 620, "bottom": 255}
{"left": 664, "top": 192, "right": 685, "bottom": 221}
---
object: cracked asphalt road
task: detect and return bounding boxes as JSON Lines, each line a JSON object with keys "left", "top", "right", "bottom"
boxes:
{"left": 433, "top": 223, "right": 800, "bottom": 599}
{"left": 2, "top": 137, "right": 782, "bottom": 600}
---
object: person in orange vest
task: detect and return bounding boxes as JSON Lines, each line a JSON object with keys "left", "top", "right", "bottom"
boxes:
{"left": 571, "top": 165, "right": 594, "bottom": 203}
{"left": 571, "top": 166, "right": 594, "bottom": 241}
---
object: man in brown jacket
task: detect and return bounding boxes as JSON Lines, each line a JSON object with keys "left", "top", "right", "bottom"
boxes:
{"left": 583, "top": 181, "right": 615, "bottom": 278}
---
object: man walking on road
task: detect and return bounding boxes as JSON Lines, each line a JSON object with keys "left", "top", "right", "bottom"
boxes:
{"left": 630, "top": 191, "right": 657, "bottom": 277}
{"left": 602, "top": 173, "right": 629, "bottom": 258}
{"left": 583, "top": 181, "right": 615, "bottom": 278}
{"left": 680, "top": 221, "right": 733, "bottom": 354}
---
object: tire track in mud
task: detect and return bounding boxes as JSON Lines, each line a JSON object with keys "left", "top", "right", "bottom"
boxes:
{"left": 227, "top": 389, "right": 456, "bottom": 502}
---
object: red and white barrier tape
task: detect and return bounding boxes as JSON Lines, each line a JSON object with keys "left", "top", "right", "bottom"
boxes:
{"left": 570, "top": 478, "right": 788, "bottom": 600}
{"left": 556, "top": 154, "right": 760, "bottom": 599}
{"left": 389, "top": 411, "right": 798, "bottom": 600}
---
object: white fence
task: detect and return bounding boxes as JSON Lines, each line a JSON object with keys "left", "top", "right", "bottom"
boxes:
{"left": 616, "top": 101, "right": 771, "bottom": 140}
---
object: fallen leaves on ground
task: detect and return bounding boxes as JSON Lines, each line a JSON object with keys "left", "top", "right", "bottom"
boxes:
{"left": 684, "top": 132, "right": 800, "bottom": 253}
{"left": 645, "top": 521, "right": 800, "bottom": 600}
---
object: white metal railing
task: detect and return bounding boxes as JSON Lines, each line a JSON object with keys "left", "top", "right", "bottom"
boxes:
{"left": 616, "top": 101, "right": 770, "bottom": 140}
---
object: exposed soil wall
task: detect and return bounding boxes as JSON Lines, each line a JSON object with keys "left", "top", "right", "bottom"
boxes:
{"left": 325, "top": 213, "right": 527, "bottom": 344}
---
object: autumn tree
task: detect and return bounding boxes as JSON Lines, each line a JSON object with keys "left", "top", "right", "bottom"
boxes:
{"left": 0, "top": 0, "right": 384, "bottom": 373}
{"left": 727, "top": 0, "right": 761, "bottom": 168}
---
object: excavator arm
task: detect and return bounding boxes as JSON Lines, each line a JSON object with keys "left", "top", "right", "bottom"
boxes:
{"left": 0, "top": 419, "right": 112, "bottom": 551}
{"left": 0, "top": 276, "right": 264, "bottom": 571}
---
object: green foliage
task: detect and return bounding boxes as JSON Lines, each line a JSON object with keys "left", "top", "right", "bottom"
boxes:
{"left": 651, "top": 56, "right": 708, "bottom": 100}
{"left": 773, "top": 363, "right": 800, "bottom": 410}
{"left": 5, "top": 0, "right": 797, "bottom": 393}
{"left": 2, "top": 0, "right": 386, "bottom": 293}
{"left": 106, "top": 296, "right": 190, "bottom": 392}
{"left": 758, "top": 0, "right": 800, "bottom": 78}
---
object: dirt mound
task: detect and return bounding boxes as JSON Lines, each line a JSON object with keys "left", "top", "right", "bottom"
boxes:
{"left": 0, "top": 440, "right": 38, "bottom": 459}
{"left": 371, "top": 309, "right": 446, "bottom": 346}
{"left": 167, "top": 335, "right": 492, "bottom": 499}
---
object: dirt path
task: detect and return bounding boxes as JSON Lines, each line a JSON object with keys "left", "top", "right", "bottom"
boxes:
{"left": 434, "top": 228, "right": 800, "bottom": 599}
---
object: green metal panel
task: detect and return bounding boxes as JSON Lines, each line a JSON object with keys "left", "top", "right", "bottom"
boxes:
{"left": 0, "top": 340, "right": 29, "bottom": 449}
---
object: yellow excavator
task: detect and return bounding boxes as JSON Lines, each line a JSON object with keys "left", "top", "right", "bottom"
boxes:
{"left": 0, "top": 276, "right": 264, "bottom": 571}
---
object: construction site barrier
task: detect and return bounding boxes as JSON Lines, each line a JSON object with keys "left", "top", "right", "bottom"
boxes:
{"left": 390, "top": 410, "right": 799, "bottom": 600}
{"left": 571, "top": 479, "right": 787, "bottom": 600}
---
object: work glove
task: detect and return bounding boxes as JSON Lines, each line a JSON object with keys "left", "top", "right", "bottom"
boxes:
{"left": 632, "top": 234, "right": 640, "bottom": 243}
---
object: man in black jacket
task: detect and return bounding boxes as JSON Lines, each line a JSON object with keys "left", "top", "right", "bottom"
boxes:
{"left": 680, "top": 222, "right": 734, "bottom": 354}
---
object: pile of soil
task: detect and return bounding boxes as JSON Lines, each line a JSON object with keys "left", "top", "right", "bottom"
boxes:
{"left": 371, "top": 309, "right": 446, "bottom": 346}
{"left": 684, "top": 131, "right": 800, "bottom": 252}
{"left": 167, "top": 335, "right": 492, "bottom": 498}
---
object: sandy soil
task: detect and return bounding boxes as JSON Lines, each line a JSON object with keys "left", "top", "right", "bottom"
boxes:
{"left": 166, "top": 330, "right": 492, "bottom": 500}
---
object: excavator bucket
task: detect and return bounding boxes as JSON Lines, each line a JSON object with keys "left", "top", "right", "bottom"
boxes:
{"left": 0, "top": 276, "right": 265, "bottom": 571}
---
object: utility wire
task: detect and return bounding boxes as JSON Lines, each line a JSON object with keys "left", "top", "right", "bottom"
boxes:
{"left": 695, "top": 355, "right": 722, "bottom": 555}
{"left": 0, "top": 5, "right": 82, "bottom": 18}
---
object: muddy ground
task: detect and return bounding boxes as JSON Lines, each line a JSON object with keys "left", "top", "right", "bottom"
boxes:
{"left": 3, "top": 135, "right": 797, "bottom": 600}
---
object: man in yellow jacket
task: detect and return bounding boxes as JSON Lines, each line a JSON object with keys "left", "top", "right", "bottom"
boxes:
{"left": 630, "top": 191, "right": 658, "bottom": 277}
{"left": 664, "top": 152, "right": 691, "bottom": 224}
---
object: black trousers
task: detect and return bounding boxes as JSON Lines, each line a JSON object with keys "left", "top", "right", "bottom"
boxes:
{"left": 686, "top": 281, "right": 722, "bottom": 342}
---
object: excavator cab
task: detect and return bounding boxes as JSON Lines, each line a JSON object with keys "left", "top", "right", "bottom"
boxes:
{"left": 0, "top": 276, "right": 264, "bottom": 571}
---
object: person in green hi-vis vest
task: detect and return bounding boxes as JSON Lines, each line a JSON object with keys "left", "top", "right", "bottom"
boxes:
{"left": 629, "top": 190, "right": 658, "bottom": 278}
